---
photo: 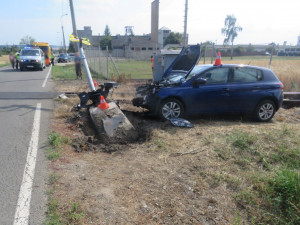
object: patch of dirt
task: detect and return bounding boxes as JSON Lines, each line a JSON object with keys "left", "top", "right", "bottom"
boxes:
{"left": 50, "top": 80, "right": 300, "bottom": 224}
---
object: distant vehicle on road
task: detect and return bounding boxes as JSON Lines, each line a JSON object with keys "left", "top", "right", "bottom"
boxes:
{"left": 19, "top": 47, "right": 46, "bottom": 71}
{"left": 33, "top": 42, "right": 52, "bottom": 66}
{"left": 58, "top": 53, "right": 70, "bottom": 63}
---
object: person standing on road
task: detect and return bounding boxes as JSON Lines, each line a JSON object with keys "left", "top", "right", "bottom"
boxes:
{"left": 50, "top": 53, "right": 55, "bottom": 66}
{"left": 14, "top": 51, "right": 20, "bottom": 70}
{"left": 75, "top": 52, "right": 82, "bottom": 79}
{"left": 9, "top": 52, "right": 15, "bottom": 69}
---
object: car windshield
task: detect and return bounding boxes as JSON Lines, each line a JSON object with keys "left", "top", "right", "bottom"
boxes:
{"left": 39, "top": 46, "right": 48, "bottom": 53}
{"left": 166, "top": 74, "right": 185, "bottom": 83}
{"left": 185, "top": 65, "right": 211, "bottom": 81}
{"left": 21, "top": 50, "right": 40, "bottom": 56}
{"left": 60, "top": 54, "right": 68, "bottom": 57}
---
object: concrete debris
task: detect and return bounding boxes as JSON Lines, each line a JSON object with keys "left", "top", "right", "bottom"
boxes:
{"left": 89, "top": 102, "right": 138, "bottom": 144}
{"left": 58, "top": 93, "right": 69, "bottom": 99}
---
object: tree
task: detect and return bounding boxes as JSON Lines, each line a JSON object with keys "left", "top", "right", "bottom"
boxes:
{"left": 100, "top": 25, "right": 112, "bottom": 50}
{"left": 68, "top": 42, "right": 75, "bottom": 53}
{"left": 233, "top": 45, "right": 245, "bottom": 55}
{"left": 104, "top": 25, "right": 111, "bottom": 36}
{"left": 265, "top": 42, "right": 277, "bottom": 54}
{"left": 20, "top": 35, "right": 35, "bottom": 45}
{"left": 221, "top": 15, "right": 242, "bottom": 59}
{"left": 246, "top": 43, "right": 255, "bottom": 53}
{"left": 163, "top": 32, "right": 183, "bottom": 46}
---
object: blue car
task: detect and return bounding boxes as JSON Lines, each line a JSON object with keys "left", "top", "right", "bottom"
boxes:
{"left": 133, "top": 45, "right": 284, "bottom": 122}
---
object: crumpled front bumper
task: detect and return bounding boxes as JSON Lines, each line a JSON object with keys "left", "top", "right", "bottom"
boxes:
{"left": 132, "top": 94, "right": 161, "bottom": 114}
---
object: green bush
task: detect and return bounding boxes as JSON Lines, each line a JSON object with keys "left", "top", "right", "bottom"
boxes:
{"left": 267, "top": 169, "right": 300, "bottom": 224}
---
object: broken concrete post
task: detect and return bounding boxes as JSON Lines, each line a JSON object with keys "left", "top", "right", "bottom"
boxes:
{"left": 89, "top": 102, "right": 138, "bottom": 144}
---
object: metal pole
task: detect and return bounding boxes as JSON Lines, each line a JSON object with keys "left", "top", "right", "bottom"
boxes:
{"left": 106, "top": 45, "right": 109, "bottom": 80}
{"left": 183, "top": 0, "right": 188, "bottom": 47}
{"left": 69, "top": 0, "right": 79, "bottom": 52}
{"left": 98, "top": 46, "right": 101, "bottom": 76}
{"left": 69, "top": 0, "right": 95, "bottom": 91}
{"left": 109, "top": 54, "right": 120, "bottom": 76}
{"left": 269, "top": 43, "right": 275, "bottom": 67}
{"left": 61, "top": 25, "right": 67, "bottom": 53}
{"left": 204, "top": 45, "right": 206, "bottom": 64}
{"left": 211, "top": 43, "right": 214, "bottom": 64}
{"left": 79, "top": 39, "right": 95, "bottom": 91}
{"left": 61, "top": 13, "right": 68, "bottom": 53}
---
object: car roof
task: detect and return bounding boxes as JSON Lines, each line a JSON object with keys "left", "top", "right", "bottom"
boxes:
{"left": 194, "top": 64, "right": 271, "bottom": 71}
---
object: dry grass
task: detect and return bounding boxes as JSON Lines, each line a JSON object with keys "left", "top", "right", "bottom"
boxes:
{"left": 47, "top": 77, "right": 300, "bottom": 224}
{"left": 0, "top": 54, "right": 9, "bottom": 65}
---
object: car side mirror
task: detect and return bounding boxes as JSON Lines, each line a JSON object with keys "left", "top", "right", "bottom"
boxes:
{"left": 192, "top": 78, "right": 206, "bottom": 88}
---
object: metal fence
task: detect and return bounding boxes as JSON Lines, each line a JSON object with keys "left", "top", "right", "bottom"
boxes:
{"left": 84, "top": 46, "right": 123, "bottom": 80}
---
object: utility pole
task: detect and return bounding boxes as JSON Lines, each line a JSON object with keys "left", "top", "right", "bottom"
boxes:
{"left": 61, "top": 25, "right": 67, "bottom": 53}
{"left": 269, "top": 43, "right": 275, "bottom": 67}
{"left": 183, "top": 0, "right": 188, "bottom": 47}
{"left": 61, "top": 13, "right": 68, "bottom": 53}
{"left": 69, "top": 0, "right": 79, "bottom": 52}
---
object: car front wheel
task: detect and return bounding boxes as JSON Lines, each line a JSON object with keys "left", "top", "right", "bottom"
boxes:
{"left": 159, "top": 98, "right": 184, "bottom": 120}
{"left": 254, "top": 100, "right": 276, "bottom": 122}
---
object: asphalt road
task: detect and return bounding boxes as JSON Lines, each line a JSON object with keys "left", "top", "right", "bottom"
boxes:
{"left": 0, "top": 65, "right": 54, "bottom": 224}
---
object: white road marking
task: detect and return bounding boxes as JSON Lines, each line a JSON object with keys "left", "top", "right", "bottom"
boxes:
{"left": 42, "top": 65, "right": 52, "bottom": 87}
{"left": 14, "top": 103, "right": 42, "bottom": 225}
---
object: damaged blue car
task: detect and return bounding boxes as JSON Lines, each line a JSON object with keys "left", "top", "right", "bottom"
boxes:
{"left": 132, "top": 45, "right": 284, "bottom": 122}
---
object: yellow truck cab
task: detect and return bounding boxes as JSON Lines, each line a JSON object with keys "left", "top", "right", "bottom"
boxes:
{"left": 33, "top": 42, "right": 51, "bottom": 66}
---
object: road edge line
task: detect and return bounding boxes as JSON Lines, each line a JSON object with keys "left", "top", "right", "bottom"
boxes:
{"left": 42, "top": 65, "right": 52, "bottom": 88}
{"left": 13, "top": 103, "right": 42, "bottom": 225}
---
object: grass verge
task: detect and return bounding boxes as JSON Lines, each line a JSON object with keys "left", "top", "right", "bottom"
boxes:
{"left": 52, "top": 64, "right": 105, "bottom": 80}
{"left": 45, "top": 132, "right": 85, "bottom": 224}
{"left": 218, "top": 125, "right": 300, "bottom": 224}
{"left": 0, "top": 62, "right": 10, "bottom": 68}
{"left": 46, "top": 131, "right": 71, "bottom": 161}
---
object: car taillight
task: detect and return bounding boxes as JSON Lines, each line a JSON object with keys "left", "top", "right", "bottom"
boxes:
{"left": 276, "top": 82, "right": 284, "bottom": 90}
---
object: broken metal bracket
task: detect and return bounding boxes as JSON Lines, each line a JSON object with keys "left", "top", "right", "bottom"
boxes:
{"left": 76, "top": 82, "right": 118, "bottom": 110}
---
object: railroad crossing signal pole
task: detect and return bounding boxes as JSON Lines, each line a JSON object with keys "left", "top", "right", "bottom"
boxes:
{"left": 79, "top": 39, "right": 96, "bottom": 91}
{"left": 68, "top": 0, "right": 95, "bottom": 92}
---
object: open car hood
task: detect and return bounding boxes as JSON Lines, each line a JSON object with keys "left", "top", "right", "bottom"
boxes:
{"left": 162, "top": 44, "right": 201, "bottom": 79}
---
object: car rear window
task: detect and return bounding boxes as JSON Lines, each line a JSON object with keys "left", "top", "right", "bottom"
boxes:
{"left": 231, "top": 67, "right": 263, "bottom": 83}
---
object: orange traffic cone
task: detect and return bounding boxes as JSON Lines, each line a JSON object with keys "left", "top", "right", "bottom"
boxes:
{"left": 98, "top": 95, "right": 109, "bottom": 110}
{"left": 93, "top": 79, "right": 98, "bottom": 87}
{"left": 214, "top": 52, "right": 222, "bottom": 66}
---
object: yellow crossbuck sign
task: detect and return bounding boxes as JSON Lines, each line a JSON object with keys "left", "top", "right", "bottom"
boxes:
{"left": 69, "top": 34, "right": 91, "bottom": 45}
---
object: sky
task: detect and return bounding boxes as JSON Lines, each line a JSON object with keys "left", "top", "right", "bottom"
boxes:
{"left": 1, "top": 0, "right": 300, "bottom": 47}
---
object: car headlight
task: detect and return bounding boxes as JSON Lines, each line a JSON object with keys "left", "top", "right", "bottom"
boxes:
{"left": 20, "top": 60, "right": 24, "bottom": 62}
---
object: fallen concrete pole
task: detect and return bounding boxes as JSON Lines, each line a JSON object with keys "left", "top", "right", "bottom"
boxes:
{"left": 89, "top": 102, "right": 138, "bottom": 144}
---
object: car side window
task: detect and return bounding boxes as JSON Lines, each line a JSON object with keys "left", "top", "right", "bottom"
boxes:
{"left": 200, "top": 68, "right": 229, "bottom": 84}
{"left": 232, "top": 68, "right": 263, "bottom": 83}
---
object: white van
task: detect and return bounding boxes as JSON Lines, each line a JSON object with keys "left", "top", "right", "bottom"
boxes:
{"left": 19, "top": 47, "right": 46, "bottom": 71}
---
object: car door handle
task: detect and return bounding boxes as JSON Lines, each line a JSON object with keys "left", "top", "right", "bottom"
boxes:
{"left": 222, "top": 88, "right": 229, "bottom": 91}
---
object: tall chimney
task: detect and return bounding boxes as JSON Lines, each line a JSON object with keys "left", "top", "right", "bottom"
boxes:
{"left": 151, "top": 0, "right": 159, "bottom": 43}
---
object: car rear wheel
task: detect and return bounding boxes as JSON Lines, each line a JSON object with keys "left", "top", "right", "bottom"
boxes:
{"left": 159, "top": 98, "right": 184, "bottom": 120}
{"left": 254, "top": 100, "right": 276, "bottom": 122}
